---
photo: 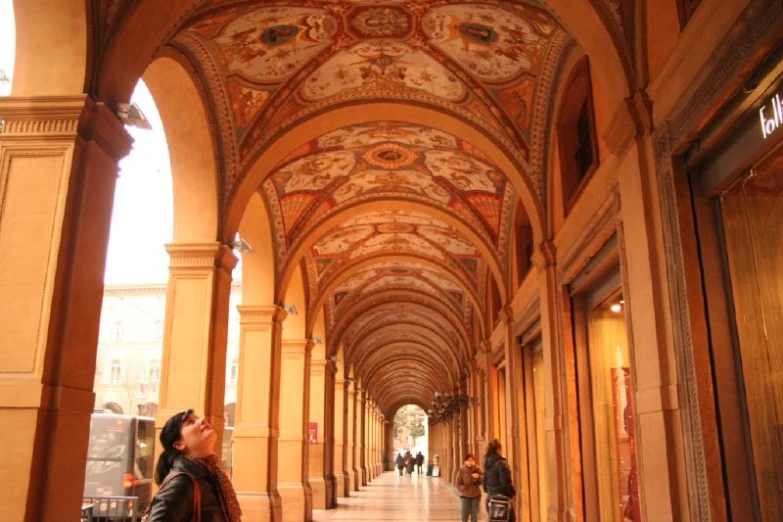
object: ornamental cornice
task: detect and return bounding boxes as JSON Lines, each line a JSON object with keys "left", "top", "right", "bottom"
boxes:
{"left": 0, "top": 95, "right": 133, "bottom": 162}
{"left": 166, "top": 242, "right": 238, "bottom": 272}
{"left": 236, "top": 305, "right": 286, "bottom": 326}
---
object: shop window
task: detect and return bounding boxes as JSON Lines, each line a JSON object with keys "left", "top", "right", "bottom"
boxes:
{"left": 515, "top": 202, "right": 534, "bottom": 285}
{"left": 571, "top": 267, "right": 640, "bottom": 522}
{"left": 557, "top": 57, "right": 599, "bottom": 213}
{"left": 677, "top": 0, "right": 702, "bottom": 28}
{"left": 109, "top": 359, "right": 123, "bottom": 384}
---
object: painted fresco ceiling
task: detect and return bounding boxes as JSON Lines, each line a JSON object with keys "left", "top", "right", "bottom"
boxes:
{"left": 164, "top": 0, "right": 576, "bottom": 407}
{"left": 180, "top": 0, "right": 572, "bottom": 195}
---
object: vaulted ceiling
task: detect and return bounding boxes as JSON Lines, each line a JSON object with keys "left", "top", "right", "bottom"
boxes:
{"left": 159, "top": 0, "right": 575, "bottom": 414}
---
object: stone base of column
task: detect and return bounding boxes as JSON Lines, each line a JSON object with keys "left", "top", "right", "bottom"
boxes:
{"left": 352, "top": 469, "right": 361, "bottom": 491}
{"left": 236, "top": 492, "right": 282, "bottom": 522}
{"left": 278, "top": 483, "right": 312, "bottom": 522}
{"left": 309, "top": 476, "right": 327, "bottom": 510}
{"left": 361, "top": 466, "right": 368, "bottom": 486}
{"left": 335, "top": 472, "right": 347, "bottom": 497}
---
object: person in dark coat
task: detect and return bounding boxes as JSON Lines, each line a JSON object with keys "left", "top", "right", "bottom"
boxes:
{"left": 415, "top": 451, "right": 425, "bottom": 475}
{"left": 396, "top": 452, "right": 405, "bottom": 476}
{"left": 482, "top": 439, "right": 516, "bottom": 522}
{"left": 146, "top": 410, "right": 242, "bottom": 522}
{"left": 404, "top": 450, "right": 413, "bottom": 476}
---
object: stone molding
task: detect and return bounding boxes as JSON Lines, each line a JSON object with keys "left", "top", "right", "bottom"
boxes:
{"left": 532, "top": 240, "right": 557, "bottom": 271}
{"left": 0, "top": 95, "right": 133, "bottom": 161}
{"left": 166, "top": 242, "right": 238, "bottom": 271}
{"left": 557, "top": 188, "right": 621, "bottom": 282}
{"left": 237, "top": 305, "right": 286, "bottom": 326}
{"left": 604, "top": 90, "right": 653, "bottom": 158}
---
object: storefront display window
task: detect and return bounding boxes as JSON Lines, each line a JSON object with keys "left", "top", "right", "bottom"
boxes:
{"left": 585, "top": 292, "right": 640, "bottom": 522}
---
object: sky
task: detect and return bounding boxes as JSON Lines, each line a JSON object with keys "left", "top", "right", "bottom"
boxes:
{"left": 1, "top": 0, "right": 182, "bottom": 285}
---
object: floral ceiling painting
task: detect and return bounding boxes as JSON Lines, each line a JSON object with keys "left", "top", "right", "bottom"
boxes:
{"left": 181, "top": 0, "right": 570, "bottom": 177}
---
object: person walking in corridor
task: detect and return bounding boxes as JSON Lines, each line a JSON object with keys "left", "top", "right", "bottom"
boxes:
{"left": 456, "top": 454, "right": 483, "bottom": 522}
{"left": 483, "top": 439, "right": 516, "bottom": 522}
{"left": 415, "top": 451, "right": 425, "bottom": 475}
{"left": 145, "top": 410, "right": 242, "bottom": 522}
{"left": 396, "top": 452, "right": 405, "bottom": 476}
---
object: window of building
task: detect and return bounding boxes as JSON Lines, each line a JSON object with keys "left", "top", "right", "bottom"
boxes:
{"left": 115, "top": 320, "right": 124, "bottom": 342}
{"left": 677, "top": 0, "right": 702, "bottom": 28}
{"left": 557, "top": 57, "right": 599, "bottom": 213}
{"left": 109, "top": 359, "right": 123, "bottom": 384}
{"left": 229, "top": 358, "right": 239, "bottom": 384}
{"left": 154, "top": 320, "right": 163, "bottom": 340}
{"left": 148, "top": 359, "right": 160, "bottom": 385}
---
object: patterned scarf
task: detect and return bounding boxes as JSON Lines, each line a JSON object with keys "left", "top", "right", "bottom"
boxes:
{"left": 187, "top": 454, "right": 242, "bottom": 522}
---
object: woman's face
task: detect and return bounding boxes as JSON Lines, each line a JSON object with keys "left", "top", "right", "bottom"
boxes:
{"left": 174, "top": 413, "right": 216, "bottom": 457}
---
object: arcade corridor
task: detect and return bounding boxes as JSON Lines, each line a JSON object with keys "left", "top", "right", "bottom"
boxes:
{"left": 1, "top": 1, "right": 782, "bottom": 521}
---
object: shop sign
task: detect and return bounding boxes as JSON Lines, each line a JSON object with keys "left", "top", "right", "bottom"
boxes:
{"left": 308, "top": 422, "right": 318, "bottom": 444}
{"left": 760, "top": 93, "right": 783, "bottom": 139}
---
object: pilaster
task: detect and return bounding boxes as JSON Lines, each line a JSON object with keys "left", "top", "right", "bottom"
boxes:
{"left": 233, "top": 305, "right": 286, "bottom": 522}
{"left": 333, "top": 376, "right": 347, "bottom": 498}
{"left": 308, "top": 357, "right": 328, "bottom": 509}
{"left": 0, "top": 95, "right": 132, "bottom": 522}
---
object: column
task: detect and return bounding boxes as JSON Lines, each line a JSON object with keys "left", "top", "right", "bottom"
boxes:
{"left": 347, "top": 381, "right": 358, "bottom": 491}
{"left": 308, "top": 357, "right": 327, "bottom": 509}
{"left": 0, "top": 96, "right": 131, "bottom": 521}
{"left": 277, "top": 339, "right": 313, "bottom": 521}
{"left": 158, "top": 242, "right": 237, "bottom": 454}
{"left": 333, "top": 375, "right": 347, "bottom": 497}
{"left": 359, "top": 391, "right": 368, "bottom": 486}
{"left": 353, "top": 385, "right": 363, "bottom": 488}
{"left": 233, "top": 306, "right": 286, "bottom": 522}
{"left": 533, "top": 242, "right": 571, "bottom": 522}
{"left": 323, "top": 361, "right": 337, "bottom": 509}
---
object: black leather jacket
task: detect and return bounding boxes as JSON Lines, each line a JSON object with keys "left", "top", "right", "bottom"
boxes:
{"left": 482, "top": 454, "right": 516, "bottom": 498}
{"left": 146, "top": 457, "right": 228, "bottom": 522}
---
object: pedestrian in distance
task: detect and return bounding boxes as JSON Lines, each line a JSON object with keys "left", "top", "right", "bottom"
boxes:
{"left": 415, "top": 451, "right": 425, "bottom": 475}
{"left": 144, "top": 409, "right": 242, "bottom": 522}
{"left": 456, "top": 454, "right": 483, "bottom": 522}
{"left": 396, "top": 452, "right": 405, "bottom": 476}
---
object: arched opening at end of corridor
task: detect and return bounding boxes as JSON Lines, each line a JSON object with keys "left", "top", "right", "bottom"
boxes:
{"left": 392, "top": 405, "right": 429, "bottom": 477}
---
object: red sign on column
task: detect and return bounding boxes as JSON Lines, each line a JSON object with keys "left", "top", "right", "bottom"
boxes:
{"left": 308, "top": 422, "right": 318, "bottom": 444}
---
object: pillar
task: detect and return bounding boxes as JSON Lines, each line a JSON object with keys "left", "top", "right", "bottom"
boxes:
{"left": 347, "top": 381, "right": 358, "bottom": 491}
{"left": 360, "top": 392, "right": 368, "bottom": 486}
{"left": 354, "top": 385, "right": 365, "bottom": 488}
{"left": 308, "top": 357, "right": 327, "bottom": 509}
{"left": 277, "top": 339, "right": 313, "bottom": 521}
{"left": 333, "top": 375, "right": 347, "bottom": 497}
{"left": 385, "top": 421, "right": 395, "bottom": 472}
{"left": 158, "top": 242, "right": 237, "bottom": 456}
{"left": 232, "top": 306, "right": 285, "bottom": 522}
{"left": 533, "top": 243, "right": 571, "bottom": 522}
{"left": 323, "top": 360, "right": 337, "bottom": 509}
{"left": 0, "top": 96, "right": 131, "bottom": 521}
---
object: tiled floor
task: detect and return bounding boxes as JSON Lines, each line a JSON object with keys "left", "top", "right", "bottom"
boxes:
{"left": 313, "top": 472, "right": 476, "bottom": 521}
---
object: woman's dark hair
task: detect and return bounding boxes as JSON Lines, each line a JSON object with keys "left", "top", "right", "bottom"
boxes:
{"left": 464, "top": 453, "right": 475, "bottom": 462}
{"left": 154, "top": 409, "right": 193, "bottom": 485}
{"left": 485, "top": 438, "right": 502, "bottom": 458}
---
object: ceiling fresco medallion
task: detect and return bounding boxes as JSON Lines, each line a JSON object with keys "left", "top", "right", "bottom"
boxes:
{"left": 362, "top": 142, "right": 418, "bottom": 169}
{"left": 347, "top": 5, "right": 413, "bottom": 39}
{"left": 206, "top": 7, "right": 338, "bottom": 84}
{"left": 301, "top": 40, "right": 465, "bottom": 101}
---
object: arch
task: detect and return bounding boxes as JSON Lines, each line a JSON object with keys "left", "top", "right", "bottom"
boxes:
{"left": 238, "top": 193, "right": 276, "bottom": 304}
{"left": 224, "top": 102, "right": 546, "bottom": 259}
{"left": 142, "top": 54, "right": 220, "bottom": 243}
{"left": 328, "top": 292, "right": 473, "bottom": 357}
{"left": 308, "top": 253, "right": 484, "bottom": 332}
{"left": 11, "top": 0, "right": 88, "bottom": 96}
{"left": 278, "top": 199, "right": 506, "bottom": 304}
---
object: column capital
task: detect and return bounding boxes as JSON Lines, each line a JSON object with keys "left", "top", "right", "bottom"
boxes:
{"left": 0, "top": 95, "right": 133, "bottom": 162}
{"left": 605, "top": 89, "right": 654, "bottom": 158}
{"left": 236, "top": 305, "right": 287, "bottom": 326}
{"left": 166, "top": 242, "right": 239, "bottom": 273}
{"left": 532, "top": 240, "right": 556, "bottom": 270}
{"left": 281, "top": 338, "right": 312, "bottom": 354}
{"left": 479, "top": 339, "right": 492, "bottom": 354}
{"left": 499, "top": 305, "right": 514, "bottom": 325}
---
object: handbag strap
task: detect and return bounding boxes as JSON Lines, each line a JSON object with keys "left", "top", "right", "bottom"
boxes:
{"left": 160, "top": 471, "right": 202, "bottom": 522}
